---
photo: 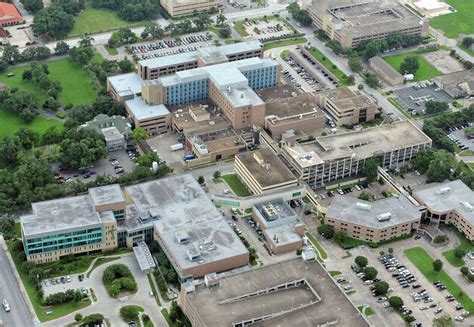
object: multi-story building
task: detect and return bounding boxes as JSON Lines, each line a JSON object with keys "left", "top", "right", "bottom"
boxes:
{"left": 325, "top": 195, "right": 421, "bottom": 243}
{"left": 413, "top": 180, "right": 474, "bottom": 241}
{"left": 281, "top": 120, "right": 432, "bottom": 189}
{"left": 307, "top": 0, "right": 428, "bottom": 48}
{"left": 124, "top": 98, "right": 171, "bottom": 135}
{"left": 159, "top": 0, "right": 219, "bottom": 18}
{"left": 433, "top": 69, "right": 474, "bottom": 99}
{"left": 21, "top": 175, "right": 250, "bottom": 280}
{"left": 315, "top": 88, "right": 378, "bottom": 126}
{"left": 235, "top": 148, "right": 298, "bottom": 195}
{"left": 80, "top": 114, "right": 132, "bottom": 152}
{"left": 137, "top": 41, "right": 263, "bottom": 80}
{"left": 0, "top": 2, "right": 24, "bottom": 27}
{"left": 252, "top": 199, "right": 305, "bottom": 254}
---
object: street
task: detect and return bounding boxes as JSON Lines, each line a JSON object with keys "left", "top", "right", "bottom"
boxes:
{"left": 0, "top": 242, "right": 35, "bottom": 327}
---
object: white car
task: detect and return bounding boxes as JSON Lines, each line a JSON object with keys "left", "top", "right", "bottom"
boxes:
{"left": 454, "top": 316, "right": 464, "bottom": 322}
{"left": 2, "top": 299, "right": 10, "bottom": 312}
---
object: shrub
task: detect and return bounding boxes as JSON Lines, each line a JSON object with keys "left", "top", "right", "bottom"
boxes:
{"left": 120, "top": 305, "right": 143, "bottom": 323}
{"left": 102, "top": 264, "right": 137, "bottom": 297}
{"left": 433, "top": 235, "right": 447, "bottom": 244}
{"left": 81, "top": 313, "right": 104, "bottom": 326}
{"left": 355, "top": 256, "right": 368, "bottom": 268}
{"left": 317, "top": 224, "right": 334, "bottom": 239}
{"left": 388, "top": 296, "right": 403, "bottom": 311}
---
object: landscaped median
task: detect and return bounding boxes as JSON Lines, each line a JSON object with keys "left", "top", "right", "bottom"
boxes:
{"left": 306, "top": 47, "right": 353, "bottom": 86}
{"left": 404, "top": 246, "right": 474, "bottom": 312}
{"left": 304, "top": 231, "right": 328, "bottom": 262}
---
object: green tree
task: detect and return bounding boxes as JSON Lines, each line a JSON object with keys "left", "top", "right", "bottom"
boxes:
{"left": 197, "top": 176, "right": 205, "bottom": 185}
{"left": 81, "top": 314, "right": 104, "bottom": 326}
{"left": 388, "top": 247, "right": 394, "bottom": 254}
{"left": 399, "top": 56, "right": 420, "bottom": 74}
{"left": 433, "top": 314, "right": 453, "bottom": 327}
{"left": 363, "top": 266, "right": 378, "bottom": 280}
{"left": 373, "top": 281, "right": 389, "bottom": 295}
{"left": 74, "top": 313, "right": 83, "bottom": 322}
{"left": 348, "top": 56, "right": 363, "bottom": 73}
{"left": 365, "top": 73, "right": 380, "bottom": 88}
{"left": 216, "top": 11, "right": 227, "bottom": 27}
{"left": 453, "top": 247, "right": 465, "bottom": 260}
{"left": 317, "top": 224, "right": 334, "bottom": 239}
{"left": 119, "top": 305, "right": 142, "bottom": 323}
{"left": 22, "top": 0, "right": 44, "bottom": 13}
{"left": 131, "top": 127, "right": 149, "bottom": 145}
{"left": 0, "top": 136, "right": 22, "bottom": 166}
{"left": 358, "top": 191, "right": 373, "bottom": 201}
{"left": 425, "top": 100, "right": 449, "bottom": 115}
{"left": 426, "top": 150, "right": 455, "bottom": 183}
{"left": 363, "top": 158, "right": 379, "bottom": 182}
{"left": 388, "top": 296, "right": 404, "bottom": 311}
{"left": 136, "top": 152, "right": 159, "bottom": 168}
{"left": 413, "top": 149, "right": 436, "bottom": 174}
{"left": 432, "top": 259, "right": 443, "bottom": 272}
{"left": 15, "top": 128, "right": 39, "bottom": 150}
{"left": 54, "top": 41, "right": 70, "bottom": 55}
{"left": 460, "top": 266, "right": 469, "bottom": 276}
{"left": 32, "top": 5, "right": 74, "bottom": 39}
{"left": 355, "top": 256, "right": 368, "bottom": 268}
{"left": 213, "top": 171, "right": 221, "bottom": 179}
{"left": 118, "top": 58, "right": 134, "bottom": 73}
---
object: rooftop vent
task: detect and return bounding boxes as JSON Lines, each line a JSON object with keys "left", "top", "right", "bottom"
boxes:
{"left": 175, "top": 231, "right": 190, "bottom": 244}
{"left": 186, "top": 247, "right": 201, "bottom": 262}
{"left": 436, "top": 187, "right": 451, "bottom": 195}
{"left": 376, "top": 212, "right": 392, "bottom": 222}
{"left": 460, "top": 201, "right": 473, "bottom": 212}
{"left": 356, "top": 202, "right": 372, "bottom": 211}
{"left": 198, "top": 239, "right": 217, "bottom": 251}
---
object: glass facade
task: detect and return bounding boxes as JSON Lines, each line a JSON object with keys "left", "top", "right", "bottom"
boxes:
{"left": 118, "top": 230, "right": 127, "bottom": 248}
{"left": 242, "top": 66, "right": 277, "bottom": 90}
{"left": 165, "top": 79, "right": 209, "bottom": 106}
{"left": 25, "top": 227, "right": 103, "bottom": 256}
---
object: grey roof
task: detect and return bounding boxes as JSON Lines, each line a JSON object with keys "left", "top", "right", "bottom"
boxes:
{"left": 88, "top": 184, "right": 125, "bottom": 206}
{"left": 21, "top": 195, "right": 102, "bottom": 237}
{"left": 285, "top": 120, "right": 432, "bottom": 167}
{"left": 253, "top": 199, "right": 298, "bottom": 229}
{"left": 414, "top": 180, "right": 474, "bottom": 225}
{"left": 370, "top": 56, "right": 404, "bottom": 81}
{"left": 326, "top": 194, "right": 421, "bottom": 229}
{"left": 125, "top": 97, "right": 170, "bottom": 120}
{"left": 133, "top": 241, "right": 156, "bottom": 271}
{"left": 81, "top": 114, "right": 132, "bottom": 135}
{"left": 125, "top": 174, "right": 248, "bottom": 274}
{"left": 107, "top": 73, "right": 142, "bottom": 97}
{"left": 138, "top": 40, "right": 262, "bottom": 70}
{"left": 101, "top": 126, "right": 124, "bottom": 142}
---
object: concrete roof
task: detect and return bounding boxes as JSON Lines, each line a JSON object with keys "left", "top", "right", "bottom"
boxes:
{"left": 183, "top": 258, "right": 369, "bottom": 327}
{"left": 323, "top": 87, "right": 376, "bottom": 110}
{"left": 265, "top": 93, "right": 322, "bottom": 118}
{"left": 21, "top": 195, "right": 102, "bottom": 237}
{"left": 236, "top": 148, "right": 297, "bottom": 188}
{"left": 264, "top": 225, "right": 302, "bottom": 246}
{"left": 81, "top": 114, "right": 132, "bottom": 135}
{"left": 326, "top": 194, "right": 421, "bottom": 229}
{"left": 310, "top": 0, "right": 424, "bottom": 38}
{"left": 138, "top": 40, "right": 262, "bottom": 70}
{"left": 370, "top": 56, "right": 404, "bottom": 81}
{"left": 253, "top": 199, "right": 298, "bottom": 228}
{"left": 125, "top": 97, "right": 170, "bottom": 121}
{"left": 133, "top": 241, "right": 156, "bottom": 271}
{"left": 88, "top": 184, "right": 125, "bottom": 206}
{"left": 107, "top": 73, "right": 142, "bottom": 97}
{"left": 125, "top": 174, "right": 248, "bottom": 275}
{"left": 286, "top": 120, "right": 432, "bottom": 166}
{"left": 414, "top": 180, "right": 474, "bottom": 225}
{"left": 101, "top": 126, "right": 124, "bottom": 141}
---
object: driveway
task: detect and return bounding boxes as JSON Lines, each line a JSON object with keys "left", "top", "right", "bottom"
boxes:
{"left": 41, "top": 255, "right": 167, "bottom": 327}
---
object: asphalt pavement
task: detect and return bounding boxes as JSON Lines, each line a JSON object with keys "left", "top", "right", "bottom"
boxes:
{"left": 0, "top": 244, "right": 36, "bottom": 327}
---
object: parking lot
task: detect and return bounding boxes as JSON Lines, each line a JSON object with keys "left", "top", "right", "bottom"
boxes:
{"left": 448, "top": 123, "right": 474, "bottom": 152}
{"left": 281, "top": 52, "right": 324, "bottom": 92}
{"left": 146, "top": 133, "right": 186, "bottom": 174}
{"left": 56, "top": 149, "right": 137, "bottom": 183}
{"left": 129, "top": 33, "right": 213, "bottom": 60}
{"left": 393, "top": 83, "right": 453, "bottom": 115}
{"left": 239, "top": 18, "right": 294, "bottom": 42}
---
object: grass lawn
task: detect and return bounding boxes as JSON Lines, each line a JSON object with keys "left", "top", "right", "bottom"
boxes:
{"left": 430, "top": 0, "right": 474, "bottom": 38}
{"left": 7, "top": 241, "right": 91, "bottom": 322}
{"left": 383, "top": 52, "right": 441, "bottom": 81}
{"left": 329, "top": 271, "right": 342, "bottom": 277}
{"left": 86, "top": 256, "right": 120, "bottom": 277}
{"left": 0, "top": 109, "right": 62, "bottom": 140}
{"left": 71, "top": 6, "right": 143, "bottom": 36}
{"left": 346, "top": 290, "right": 356, "bottom": 296}
{"left": 220, "top": 174, "right": 251, "bottom": 197}
{"left": 307, "top": 47, "right": 353, "bottom": 86}
{"left": 105, "top": 47, "right": 118, "bottom": 56}
{"left": 146, "top": 273, "right": 161, "bottom": 306}
{"left": 234, "top": 15, "right": 296, "bottom": 38}
{"left": 468, "top": 162, "right": 474, "bottom": 171}
{"left": 358, "top": 305, "right": 375, "bottom": 316}
{"left": 442, "top": 225, "right": 474, "bottom": 267}
{"left": 0, "top": 58, "right": 96, "bottom": 106}
{"left": 458, "top": 43, "right": 474, "bottom": 56}
{"left": 262, "top": 37, "right": 307, "bottom": 51}
{"left": 305, "top": 231, "right": 328, "bottom": 260}
{"left": 404, "top": 247, "right": 474, "bottom": 312}
{"left": 458, "top": 149, "right": 474, "bottom": 156}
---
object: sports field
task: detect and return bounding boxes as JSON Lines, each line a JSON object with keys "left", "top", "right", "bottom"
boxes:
{"left": 430, "top": 0, "right": 474, "bottom": 38}
{"left": 0, "top": 58, "right": 96, "bottom": 106}
{"left": 383, "top": 52, "right": 441, "bottom": 81}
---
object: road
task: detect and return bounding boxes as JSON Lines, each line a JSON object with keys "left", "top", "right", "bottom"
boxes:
{"left": 429, "top": 26, "right": 474, "bottom": 62}
{"left": 0, "top": 242, "right": 35, "bottom": 327}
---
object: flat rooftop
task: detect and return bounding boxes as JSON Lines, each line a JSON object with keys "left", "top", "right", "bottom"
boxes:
{"left": 133, "top": 241, "right": 156, "bottom": 271}
{"left": 125, "top": 97, "right": 170, "bottom": 121}
{"left": 236, "top": 148, "right": 297, "bottom": 188}
{"left": 256, "top": 84, "right": 299, "bottom": 102}
{"left": 326, "top": 194, "right": 421, "bottom": 229}
{"left": 311, "top": 0, "right": 424, "bottom": 38}
{"left": 138, "top": 40, "right": 262, "bottom": 70}
{"left": 323, "top": 87, "right": 376, "bottom": 110}
{"left": 107, "top": 73, "right": 142, "bottom": 97}
{"left": 101, "top": 126, "right": 124, "bottom": 141}
{"left": 434, "top": 69, "right": 474, "bottom": 85}
{"left": 265, "top": 93, "right": 323, "bottom": 118}
{"left": 414, "top": 180, "right": 474, "bottom": 225}
{"left": 21, "top": 195, "right": 101, "bottom": 237}
{"left": 253, "top": 199, "right": 297, "bottom": 225}
{"left": 286, "top": 120, "right": 432, "bottom": 166}
{"left": 88, "top": 184, "right": 125, "bottom": 207}
{"left": 184, "top": 258, "right": 369, "bottom": 327}
{"left": 125, "top": 174, "right": 248, "bottom": 274}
